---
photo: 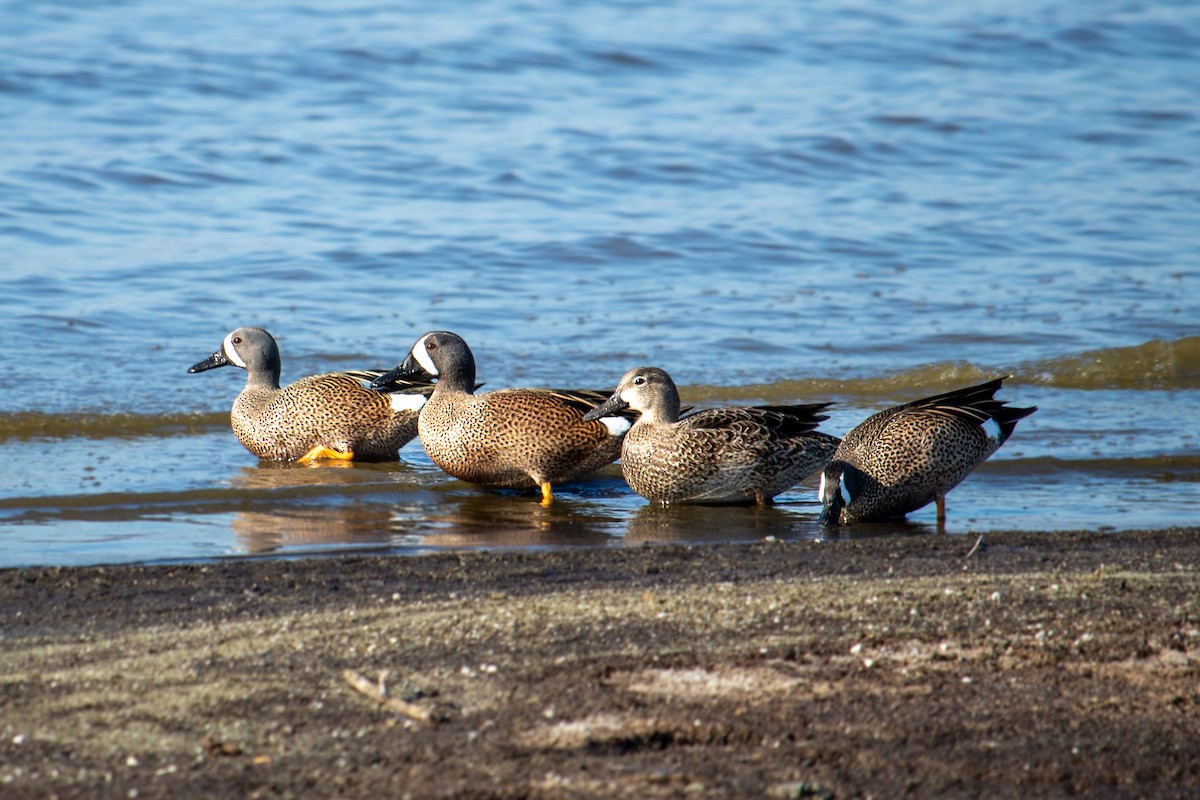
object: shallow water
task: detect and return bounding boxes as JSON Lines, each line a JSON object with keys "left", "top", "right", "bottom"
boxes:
{"left": 1, "top": 0, "right": 1198, "bottom": 567}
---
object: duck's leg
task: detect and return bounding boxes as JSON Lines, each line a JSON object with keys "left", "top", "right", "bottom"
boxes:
{"left": 298, "top": 445, "right": 354, "bottom": 463}
{"left": 936, "top": 494, "right": 947, "bottom": 525}
{"left": 539, "top": 482, "right": 554, "bottom": 506}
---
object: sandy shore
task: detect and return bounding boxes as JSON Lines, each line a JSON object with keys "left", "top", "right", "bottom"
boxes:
{"left": 2, "top": 529, "right": 1198, "bottom": 799}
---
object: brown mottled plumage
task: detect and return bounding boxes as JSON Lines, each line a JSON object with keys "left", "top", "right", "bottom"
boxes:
{"left": 585, "top": 366, "right": 839, "bottom": 505}
{"left": 189, "top": 326, "right": 430, "bottom": 462}
{"left": 818, "top": 377, "right": 1037, "bottom": 524}
{"left": 371, "top": 331, "right": 630, "bottom": 505}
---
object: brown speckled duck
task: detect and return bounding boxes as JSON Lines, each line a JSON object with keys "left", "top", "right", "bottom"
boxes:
{"left": 371, "top": 330, "right": 631, "bottom": 505}
{"left": 818, "top": 377, "right": 1036, "bottom": 525}
{"left": 584, "top": 366, "right": 840, "bottom": 505}
{"left": 189, "top": 326, "right": 432, "bottom": 462}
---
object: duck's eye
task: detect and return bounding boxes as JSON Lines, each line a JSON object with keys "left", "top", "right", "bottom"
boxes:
{"left": 231, "top": 336, "right": 242, "bottom": 345}
{"left": 426, "top": 341, "right": 438, "bottom": 351}
{"left": 633, "top": 376, "right": 645, "bottom": 386}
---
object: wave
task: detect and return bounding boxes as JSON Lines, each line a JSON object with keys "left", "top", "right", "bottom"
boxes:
{"left": 683, "top": 336, "right": 1200, "bottom": 402}
{"left": 1, "top": 337, "right": 1196, "bottom": 443}
{"left": 0, "top": 480, "right": 426, "bottom": 523}
{"left": 0, "top": 411, "right": 226, "bottom": 442}
{"left": 1021, "top": 336, "right": 1200, "bottom": 390}
{"left": 978, "top": 454, "right": 1200, "bottom": 478}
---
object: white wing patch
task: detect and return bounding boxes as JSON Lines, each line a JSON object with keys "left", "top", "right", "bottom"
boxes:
{"left": 600, "top": 416, "right": 631, "bottom": 437}
{"left": 389, "top": 393, "right": 428, "bottom": 412}
{"left": 222, "top": 332, "right": 247, "bottom": 368}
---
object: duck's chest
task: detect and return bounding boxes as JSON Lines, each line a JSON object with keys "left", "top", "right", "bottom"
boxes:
{"left": 417, "top": 394, "right": 485, "bottom": 447}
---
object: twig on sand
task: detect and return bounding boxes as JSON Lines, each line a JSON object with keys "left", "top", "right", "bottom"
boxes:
{"left": 200, "top": 734, "right": 243, "bottom": 757}
{"left": 342, "top": 669, "right": 440, "bottom": 724}
{"left": 964, "top": 532, "right": 985, "bottom": 560}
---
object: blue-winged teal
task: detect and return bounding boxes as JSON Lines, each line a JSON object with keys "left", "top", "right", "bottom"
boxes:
{"left": 584, "top": 366, "right": 840, "bottom": 505}
{"left": 370, "top": 331, "right": 631, "bottom": 505}
{"left": 189, "top": 326, "right": 433, "bottom": 462}
{"left": 818, "top": 377, "right": 1036, "bottom": 525}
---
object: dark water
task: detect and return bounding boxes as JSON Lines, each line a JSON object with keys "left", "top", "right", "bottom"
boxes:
{"left": 1, "top": 1, "right": 1198, "bottom": 567}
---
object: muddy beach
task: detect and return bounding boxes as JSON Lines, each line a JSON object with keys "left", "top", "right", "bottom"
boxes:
{"left": 2, "top": 528, "right": 1198, "bottom": 799}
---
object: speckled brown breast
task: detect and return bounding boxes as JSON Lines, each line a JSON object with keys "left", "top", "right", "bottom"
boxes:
{"left": 417, "top": 388, "right": 623, "bottom": 488}
{"left": 231, "top": 373, "right": 420, "bottom": 461}
{"left": 621, "top": 407, "right": 840, "bottom": 504}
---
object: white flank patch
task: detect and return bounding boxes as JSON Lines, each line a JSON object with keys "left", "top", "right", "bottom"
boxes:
{"left": 222, "top": 332, "right": 247, "bottom": 368}
{"left": 600, "top": 416, "right": 631, "bottom": 437}
{"left": 982, "top": 416, "right": 1002, "bottom": 442}
{"left": 413, "top": 334, "right": 438, "bottom": 376}
{"left": 389, "top": 393, "right": 427, "bottom": 412}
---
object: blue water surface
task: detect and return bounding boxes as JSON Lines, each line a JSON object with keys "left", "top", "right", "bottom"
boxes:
{"left": 1, "top": 0, "right": 1198, "bottom": 566}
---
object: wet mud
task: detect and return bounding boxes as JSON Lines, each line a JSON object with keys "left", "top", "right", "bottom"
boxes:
{"left": 2, "top": 529, "right": 1198, "bottom": 798}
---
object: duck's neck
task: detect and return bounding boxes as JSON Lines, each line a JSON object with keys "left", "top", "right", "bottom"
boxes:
{"left": 644, "top": 385, "right": 681, "bottom": 425}
{"left": 245, "top": 369, "right": 280, "bottom": 392}
{"left": 640, "top": 405, "right": 678, "bottom": 425}
{"left": 244, "top": 350, "right": 282, "bottom": 392}
{"left": 434, "top": 354, "right": 477, "bottom": 394}
{"left": 236, "top": 361, "right": 281, "bottom": 417}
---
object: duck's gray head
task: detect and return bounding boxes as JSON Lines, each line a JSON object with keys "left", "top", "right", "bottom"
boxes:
{"left": 371, "top": 331, "right": 476, "bottom": 392}
{"left": 818, "top": 461, "right": 856, "bottom": 526}
{"left": 583, "top": 366, "right": 681, "bottom": 425}
{"left": 188, "top": 326, "right": 281, "bottom": 387}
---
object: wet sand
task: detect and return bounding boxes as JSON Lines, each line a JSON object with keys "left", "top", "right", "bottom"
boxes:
{"left": 2, "top": 528, "right": 1198, "bottom": 799}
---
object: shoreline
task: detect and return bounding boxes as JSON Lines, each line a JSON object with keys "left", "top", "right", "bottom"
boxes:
{"left": 3, "top": 528, "right": 1199, "bottom": 798}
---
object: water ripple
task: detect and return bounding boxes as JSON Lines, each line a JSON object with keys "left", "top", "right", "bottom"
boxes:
{"left": 1, "top": 0, "right": 1198, "bottom": 562}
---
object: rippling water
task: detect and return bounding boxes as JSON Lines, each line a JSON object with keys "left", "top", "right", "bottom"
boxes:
{"left": 2, "top": 0, "right": 1198, "bottom": 567}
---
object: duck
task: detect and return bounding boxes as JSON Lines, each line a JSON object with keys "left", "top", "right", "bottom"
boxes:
{"left": 189, "top": 326, "right": 432, "bottom": 462}
{"left": 818, "top": 377, "right": 1036, "bottom": 525}
{"left": 370, "top": 330, "right": 631, "bottom": 505}
{"left": 584, "top": 366, "right": 840, "bottom": 505}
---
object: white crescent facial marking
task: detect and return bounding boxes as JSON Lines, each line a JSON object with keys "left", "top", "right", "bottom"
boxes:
{"left": 222, "top": 332, "right": 247, "bottom": 369}
{"left": 388, "top": 393, "right": 428, "bottom": 412}
{"left": 600, "top": 416, "right": 631, "bottom": 437}
{"left": 982, "top": 416, "right": 1003, "bottom": 442}
{"left": 413, "top": 334, "right": 438, "bottom": 376}
{"left": 818, "top": 471, "right": 829, "bottom": 502}
{"left": 839, "top": 474, "right": 851, "bottom": 505}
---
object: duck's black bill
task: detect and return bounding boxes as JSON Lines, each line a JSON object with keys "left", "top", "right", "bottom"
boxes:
{"left": 188, "top": 351, "right": 229, "bottom": 374}
{"left": 370, "top": 353, "right": 429, "bottom": 389}
{"left": 582, "top": 393, "right": 628, "bottom": 422}
{"left": 818, "top": 492, "right": 846, "bottom": 526}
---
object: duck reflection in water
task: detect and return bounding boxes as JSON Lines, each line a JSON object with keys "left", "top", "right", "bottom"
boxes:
{"left": 400, "top": 486, "right": 622, "bottom": 548}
